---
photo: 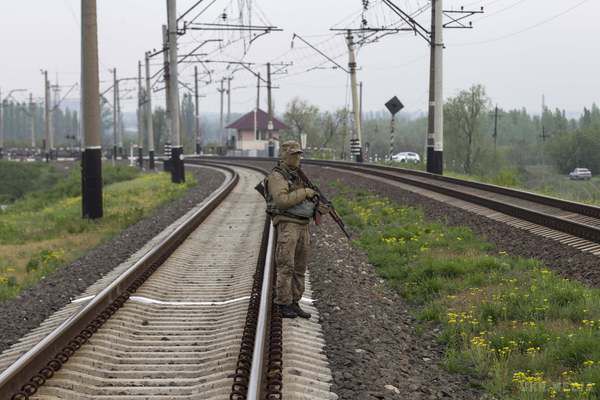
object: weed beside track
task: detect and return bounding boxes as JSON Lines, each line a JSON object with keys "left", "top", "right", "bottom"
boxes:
{"left": 333, "top": 184, "right": 600, "bottom": 399}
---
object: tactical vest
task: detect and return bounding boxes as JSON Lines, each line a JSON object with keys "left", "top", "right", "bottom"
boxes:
{"left": 265, "top": 165, "right": 315, "bottom": 220}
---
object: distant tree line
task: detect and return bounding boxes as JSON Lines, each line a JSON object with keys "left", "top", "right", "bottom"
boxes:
{"left": 0, "top": 101, "right": 79, "bottom": 148}
{"left": 5, "top": 84, "right": 600, "bottom": 180}
{"left": 280, "top": 87, "right": 600, "bottom": 180}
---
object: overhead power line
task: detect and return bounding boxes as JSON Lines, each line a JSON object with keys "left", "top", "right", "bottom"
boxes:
{"left": 452, "top": 0, "right": 592, "bottom": 46}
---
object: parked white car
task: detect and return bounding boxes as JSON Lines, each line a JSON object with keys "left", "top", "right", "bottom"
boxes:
{"left": 392, "top": 152, "right": 421, "bottom": 163}
{"left": 569, "top": 168, "right": 592, "bottom": 180}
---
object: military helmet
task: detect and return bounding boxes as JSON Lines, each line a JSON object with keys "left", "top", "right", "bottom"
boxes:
{"left": 279, "top": 140, "right": 303, "bottom": 157}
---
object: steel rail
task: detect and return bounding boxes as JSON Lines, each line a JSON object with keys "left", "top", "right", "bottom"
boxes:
{"left": 190, "top": 156, "right": 600, "bottom": 219}
{"left": 190, "top": 160, "right": 280, "bottom": 400}
{"left": 0, "top": 164, "right": 239, "bottom": 400}
{"left": 310, "top": 160, "right": 600, "bottom": 219}
{"left": 247, "top": 222, "right": 275, "bottom": 400}
{"left": 306, "top": 160, "right": 600, "bottom": 243}
{"left": 189, "top": 156, "right": 600, "bottom": 244}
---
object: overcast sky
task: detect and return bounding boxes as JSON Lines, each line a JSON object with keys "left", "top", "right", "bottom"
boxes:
{"left": 0, "top": 0, "right": 598, "bottom": 117}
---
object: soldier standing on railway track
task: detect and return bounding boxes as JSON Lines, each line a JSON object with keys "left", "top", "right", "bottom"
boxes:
{"left": 265, "top": 141, "right": 328, "bottom": 319}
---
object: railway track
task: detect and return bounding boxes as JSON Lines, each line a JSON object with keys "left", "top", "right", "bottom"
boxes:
{"left": 0, "top": 163, "right": 336, "bottom": 400}
{"left": 192, "top": 157, "right": 600, "bottom": 255}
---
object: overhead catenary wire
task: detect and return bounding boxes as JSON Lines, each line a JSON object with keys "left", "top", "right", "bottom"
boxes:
{"left": 451, "top": 0, "right": 592, "bottom": 46}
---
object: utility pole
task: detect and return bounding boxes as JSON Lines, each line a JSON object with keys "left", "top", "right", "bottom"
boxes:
{"left": 51, "top": 80, "right": 59, "bottom": 159}
{"left": 117, "top": 84, "right": 123, "bottom": 159}
{"left": 218, "top": 78, "right": 225, "bottom": 145}
{"left": 346, "top": 30, "right": 363, "bottom": 163}
{"left": 145, "top": 52, "right": 155, "bottom": 170}
{"left": 492, "top": 105, "right": 499, "bottom": 154}
{"left": 112, "top": 68, "right": 118, "bottom": 161}
{"left": 81, "top": 0, "right": 103, "bottom": 219}
{"left": 426, "top": 0, "right": 444, "bottom": 174}
{"left": 226, "top": 77, "right": 232, "bottom": 125}
{"left": 194, "top": 66, "right": 201, "bottom": 154}
{"left": 29, "top": 93, "right": 36, "bottom": 148}
{"left": 43, "top": 70, "right": 51, "bottom": 162}
{"left": 267, "top": 62, "right": 275, "bottom": 157}
{"left": 137, "top": 60, "right": 144, "bottom": 168}
{"left": 255, "top": 73, "right": 261, "bottom": 141}
{"left": 167, "top": 0, "right": 185, "bottom": 183}
{"left": 226, "top": 76, "right": 232, "bottom": 147}
{"left": 359, "top": 81, "right": 364, "bottom": 137}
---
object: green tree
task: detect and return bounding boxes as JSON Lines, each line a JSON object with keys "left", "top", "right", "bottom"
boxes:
{"left": 444, "top": 84, "right": 491, "bottom": 174}
{"left": 282, "top": 98, "right": 320, "bottom": 145}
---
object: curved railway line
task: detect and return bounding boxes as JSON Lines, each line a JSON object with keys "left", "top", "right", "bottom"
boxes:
{"left": 4, "top": 156, "right": 600, "bottom": 399}
{"left": 195, "top": 157, "right": 600, "bottom": 256}
{"left": 0, "top": 163, "right": 335, "bottom": 400}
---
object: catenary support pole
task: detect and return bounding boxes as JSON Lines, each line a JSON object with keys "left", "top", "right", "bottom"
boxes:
{"left": 194, "top": 66, "right": 201, "bottom": 154}
{"left": 219, "top": 78, "right": 225, "bottom": 146}
{"left": 267, "top": 63, "right": 275, "bottom": 157}
{"left": 44, "top": 71, "right": 51, "bottom": 162}
{"left": 81, "top": 0, "right": 103, "bottom": 219}
{"left": 359, "top": 81, "right": 364, "bottom": 138}
{"left": 162, "top": 24, "right": 172, "bottom": 165}
{"left": 346, "top": 30, "right": 363, "bottom": 163}
{"left": 137, "top": 60, "right": 144, "bottom": 168}
{"left": 145, "top": 52, "right": 155, "bottom": 170}
{"left": 117, "top": 82, "right": 123, "bottom": 159}
{"left": 167, "top": 0, "right": 184, "bottom": 183}
{"left": 426, "top": 0, "right": 444, "bottom": 174}
{"left": 493, "top": 105, "right": 498, "bottom": 154}
{"left": 29, "top": 93, "right": 36, "bottom": 149}
{"left": 50, "top": 81, "right": 58, "bottom": 159}
{"left": 112, "top": 68, "right": 118, "bottom": 161}
{"left": 226, "top": 77, "right": 231, "bottom": 124}
{"left": 226, "top": 76, "right": 232, "bottom": 147}
{"left": 254, "top": 73, "right": 260, "bottom": 142}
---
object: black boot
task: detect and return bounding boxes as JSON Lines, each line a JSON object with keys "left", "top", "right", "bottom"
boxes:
{"left": 292, "top": 302, "right": 312, "bottom": 319}
{"left": 278, "top": 304, "right": 298, "bottom": 319}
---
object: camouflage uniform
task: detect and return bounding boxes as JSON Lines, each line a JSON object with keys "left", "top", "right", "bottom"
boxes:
{"left": 266, "top": 142, "right": 315, "bottom": 309}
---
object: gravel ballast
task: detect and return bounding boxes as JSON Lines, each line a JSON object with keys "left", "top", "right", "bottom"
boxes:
{"left": 0, "top": 166, "right": 225, "bottom": 354}
{"left": 309, "top": 221, "right": 482, "bottom": 399}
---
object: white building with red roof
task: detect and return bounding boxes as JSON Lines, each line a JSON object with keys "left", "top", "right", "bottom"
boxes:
{"left": 225, "top": 108, "right": 288, "bottom": 155}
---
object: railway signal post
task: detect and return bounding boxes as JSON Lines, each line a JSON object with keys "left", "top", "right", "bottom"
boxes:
{"left": 385, "top": 96, "right": 404, "bottom": 160}
{"left": 81, "top": 0, "right": 103, "bottom": 219}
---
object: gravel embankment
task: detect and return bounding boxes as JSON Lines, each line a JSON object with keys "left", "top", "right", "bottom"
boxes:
{"left": 0, "top": 166, "right": 225, "bottom": 354}
{"left": 301, "top": 165, "right": 600, "bottom": 399}
{"left": 309, "top": 221, "right": 482, "bottom": 399}
{"left": 304, "top": 166, "right": 600, "bottom": 288}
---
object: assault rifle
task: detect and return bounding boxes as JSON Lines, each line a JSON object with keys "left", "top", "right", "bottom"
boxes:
{"left": 295, "top": 169, "right": 352, "bottom": 240}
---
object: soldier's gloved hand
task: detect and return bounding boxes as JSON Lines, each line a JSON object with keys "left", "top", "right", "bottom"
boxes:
{"left": 304, "top": 188, "right": 317, "bottom": 199}
{"left": 318, "top": 203, "right": 331, "bottom": 214}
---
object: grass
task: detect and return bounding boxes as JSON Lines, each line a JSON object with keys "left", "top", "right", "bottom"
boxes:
{"left": 0, "top": 160, "right": 67, "bottom": 204}
{"left": 332, "top": 183, "right": 600, "bottom": 399}
{"left": 445, "top": 166, "right": 600, "bottom": 206}
{"left": 0, "top": 168, "right": 196, "bottom": 301}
